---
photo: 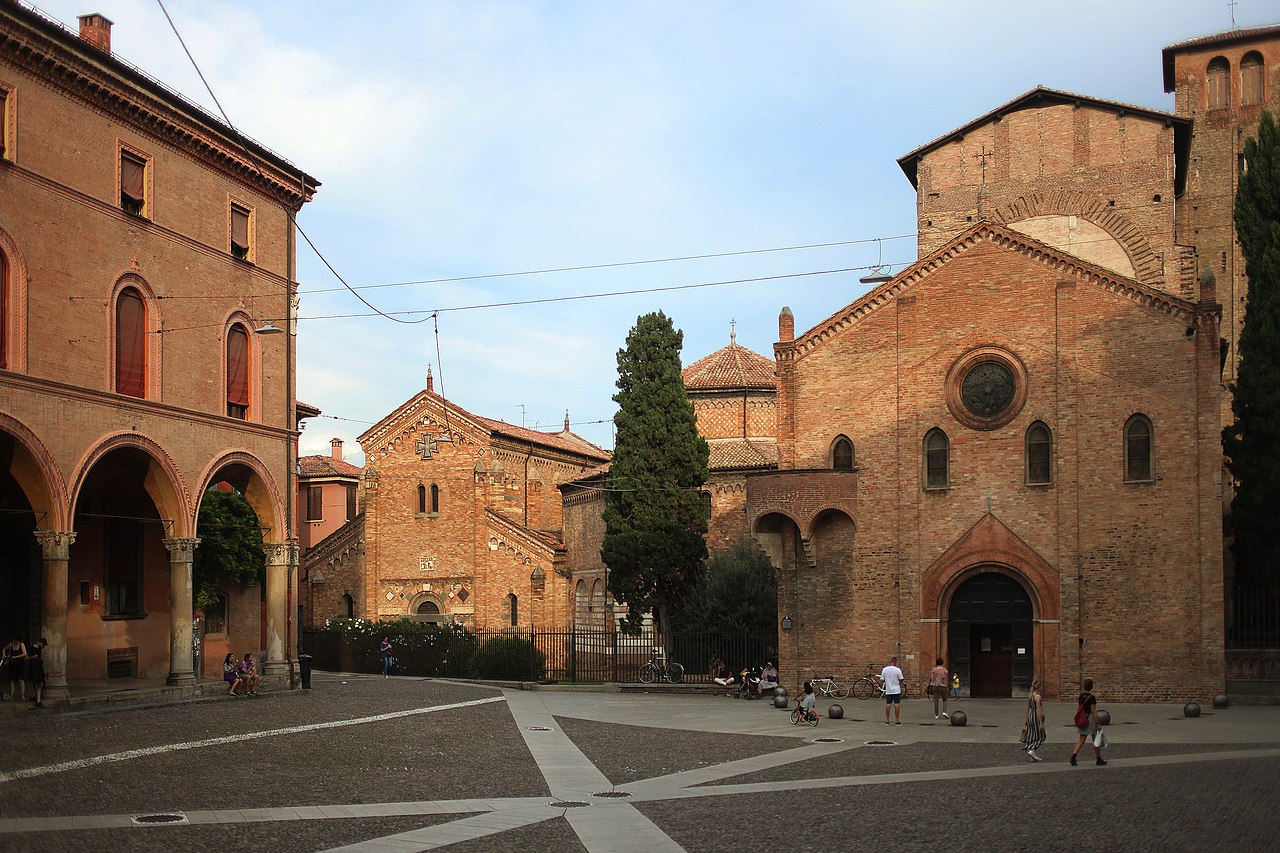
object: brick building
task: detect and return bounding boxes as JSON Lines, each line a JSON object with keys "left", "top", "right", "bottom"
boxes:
{"left": 744, "top": 27, "right": 1280, "bottom": 702}
{"left": 355, "top": 373, "right": 608, "bottom": 630}
{"left": 0, "top": 5, "right": 317, "bottom": 693}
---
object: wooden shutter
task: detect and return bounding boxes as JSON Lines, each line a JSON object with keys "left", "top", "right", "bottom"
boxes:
{"left": 231, "top": 205, "right": 250, "bottom": 255}
{"left": 346, "top": 483, "right": 357, "bottom": 520}
{"left": 308, "top": 485, "right": 323, "bottom": 521}
{"left": 226, "top": 324, "right": 249, "bottom": 408}
{"left": 1242, "top": 54, "right": 1263, "bottom": 106}
{"left": 115, "top": 288, "right": 146, "bottom": 398}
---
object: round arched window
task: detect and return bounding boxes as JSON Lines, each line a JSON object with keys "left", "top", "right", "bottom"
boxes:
{"left": 945, "top": 347, "right": 1027, "bottom": 430}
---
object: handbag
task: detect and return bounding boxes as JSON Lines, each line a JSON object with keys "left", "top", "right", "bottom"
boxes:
{"left": 926, "top": 684, "right": 933, "bottom": 696}
{"left": 1018, "top": 726, "right": 1027, "bottom": 743}
{"left": 1093, "top": 728, "right": 1108, "bottom": 749}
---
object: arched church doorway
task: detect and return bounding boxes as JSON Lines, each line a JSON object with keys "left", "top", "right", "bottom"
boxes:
{"left": 415, "top": 599, "right": 445, "bottom": 624}
{"left": 947, "top": 572, "right": 1033, "bottom": 697}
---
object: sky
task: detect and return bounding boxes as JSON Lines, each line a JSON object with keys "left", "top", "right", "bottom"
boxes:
{"left": 29, "top": 0, "right": 1277, "bottom": 460}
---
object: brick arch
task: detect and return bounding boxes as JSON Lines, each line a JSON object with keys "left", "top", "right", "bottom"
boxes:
{"left": 408, "top": 591, "right": 448, "bottom": 616}
{"left": 107, "top": 272, "right": 163, "bottom": 400}
{"left": 0, "top": 223, "right": 30, "bottom": 372}
{"left": 0, "top": 412, "right": 68, "bottom": 530}
{"left": 70, "top": 431, "right": 193, "bottom": 538}
{"left": 195, "top": 450, "right": 285, "bottom": 545}
{"left": 990, "top": 191, "right": 1163, "bottom": 286}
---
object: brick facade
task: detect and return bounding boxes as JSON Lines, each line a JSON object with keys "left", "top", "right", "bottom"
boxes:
{"left": 0, "top": 5, "right": 316, "bottom": 691}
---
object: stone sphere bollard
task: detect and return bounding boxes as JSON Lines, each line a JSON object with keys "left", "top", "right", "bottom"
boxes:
{"left": 774, "top": 687, "right": 788, "bottom": 700}
{"left": 1096, "top": 709, "right": 1111, "bottom": 726}
{"left": 828, "top": 703, "right": 844, "bottom": 720}
{"left": 1183, "top": 703, "right": 1201, "bottom": 718}
{"left": 1212, "top": 694, "right": 1229, "bottom": 709}
{"left": 949, "top": 710, "right": 967, "bottom": 727}
{"left": 773, "top": 694, "right": 789, "bottom": 709}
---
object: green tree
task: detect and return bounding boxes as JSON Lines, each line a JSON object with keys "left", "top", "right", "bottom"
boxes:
{"left": 674, "top": 537, "right": 777, "bottom": 633}
{"left": 193, "top": 489, "right": 265, "bottom": 609}
{"left": 1226, "top": 110, "right": 1280, "bottom": 586}
{"left": 603, "top": 312, "right": 710, "bottom": 643}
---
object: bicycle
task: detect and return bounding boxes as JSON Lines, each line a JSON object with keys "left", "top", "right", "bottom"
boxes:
{"left": 809, "top": 674, "right": 850, "bottom": 700}
{"left": 852, "top": 666, "right": 913, "bottom": 700}
{"left": 637, "top": 648, "right": 684, "bottom": 684}
{"left": 790, "top": 701, "right": 820, "bottom": 727}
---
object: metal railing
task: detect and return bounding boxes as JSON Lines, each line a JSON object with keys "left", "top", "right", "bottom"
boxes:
{"left": 1228, "top": 588, "right": 1280, "bottom": 649}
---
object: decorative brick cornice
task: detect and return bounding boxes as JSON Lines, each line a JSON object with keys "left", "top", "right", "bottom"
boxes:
{"left": 792, "top": 223, "right": 1199, "bottom": 358}
{"left": 301, "top": 513, "right": 364, "bottom": 567}
{"left": 0, "top": 9, "right": 317, "bottom": 207}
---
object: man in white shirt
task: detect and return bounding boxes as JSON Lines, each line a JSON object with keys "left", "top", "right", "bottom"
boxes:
{"left": 882, "top": 656, "right": 905, "bottom": 726}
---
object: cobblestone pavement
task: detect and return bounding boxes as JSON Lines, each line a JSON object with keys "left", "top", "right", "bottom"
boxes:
{"left": 0, "top": 674, "right": 1276, "bottom": 852}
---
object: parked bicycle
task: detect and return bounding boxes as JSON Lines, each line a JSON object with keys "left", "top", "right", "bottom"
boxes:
{"left": 852, "top": 666, "right": 912, "bottom": 700}
{"left": 808, "top": 674, "right": 850, "bottom": 700}
{"left": 637, "top": 648, "right": 684, "bottom": 684}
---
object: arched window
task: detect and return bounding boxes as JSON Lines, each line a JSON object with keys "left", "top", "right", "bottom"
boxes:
{"left": 1241, "top": 51, "right": 1264, "bottom": 106}
{"left": 924, "top": 428, "right": 949, "bottom": 490}
{"left": 342, "top": 593, "right": 354, "bottom": 618}
{"left": 430, "top": 483, "right": 440, "bottom": 514}
{"left": 832, "top": 436, "right": 854, "bottom": 470}
{"left": 0, "top": 247, "right": 7, "bottom": 370}
{"left": 701, "top": 490, "right": 712, "bottom": 522}
{"left": 507, "top": 593, "right": 519, "bottom": 627}
{"left": 417, "top": 484, "right": 427, "bottom": 514}
{"left": 115, "top": 287, "right": 147, "bottom": 398}
{"left": 226, "top": 323, "right": 249, "bottom": 419}
{"left": 1026, "top": 422, "right": 1052, "bottom": 485}
{"left": 417, "top": 600, "right": 440, "bottom": 615}
{"left": 1208, "top": 56, "right": 1230, "bottom": 109}
{"left": 575, "top": 580, "right": 587, "bottom": 623}
{"left": 1125, "top": 415, "right": 1154, "bottom": 482}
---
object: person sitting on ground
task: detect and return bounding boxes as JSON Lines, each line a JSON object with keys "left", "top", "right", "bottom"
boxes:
{"left": 759, "top": 661, "right": 779, "bottom": 693}
{"left": 223, "top": 653, "right": 243, "bottom": 697}
{"left": 238, "top": 653, "right": 260, "bottom": 696}
{"left": 712, "top": 658, "right": 734, "bottom": 687}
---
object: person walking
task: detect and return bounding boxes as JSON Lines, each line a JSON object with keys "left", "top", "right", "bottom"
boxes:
{"left": 26, "top": 638, "right": 47, "bottom": 709}
{"left": 929, "top": 657, "right": 950, "bottom": 719}
{"left": 1023, "top": 678, "right": 1047, "bottom": 761}
{"left": 380, "top": 637, "right": 393, "bottom": 678}
{"left": 3, "top": 637, "right": 27, "bottom": 702}
{"left": 1070, "top": 677, "right": 1106, "bottom": 766}
{"left": 881, "top": 656, "right": 905, "bottom": 726}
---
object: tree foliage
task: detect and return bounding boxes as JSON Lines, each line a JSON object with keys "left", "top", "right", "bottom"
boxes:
{"left": 1226, "top": 110, "right": 1280, "bottom": 586}
{"left": 602, "top": 312, "right": 710, "bottom": 639}
{"left": 193, "top": 489, "right": 264, "bottom": 609}
{"left": 674, "top": 537, "right": 777, "bottom": 633}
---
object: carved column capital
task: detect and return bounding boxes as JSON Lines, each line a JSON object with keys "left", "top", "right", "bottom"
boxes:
{"left": 162, "top": 537, "right": 200, "bottom": 562}
{"left": 34, "top": 530, "right": 76, "bottom": 561}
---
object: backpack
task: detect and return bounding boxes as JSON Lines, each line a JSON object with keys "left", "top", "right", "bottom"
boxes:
{"left": 1073, "top": 695, "right": 1090, "bottom": 728}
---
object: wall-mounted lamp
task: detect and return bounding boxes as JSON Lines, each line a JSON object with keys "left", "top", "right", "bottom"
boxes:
{"left": 255, "top": 322, "right": 284, "bottom": 335}
{"left": 781, "top": 615, "right": 793, "bottom": 632}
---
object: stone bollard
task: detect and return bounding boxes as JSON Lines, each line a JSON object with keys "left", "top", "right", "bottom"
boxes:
{"left": 773, "top": 694, "right": 789, "bottom": 709}
{"left": 1096, "top": 709, "right": 1111, "bottom": 726}
{"left": 949, "top": 710, "right": 967, "bottom": 726}
{"left": 1183, "top": 703, "right": 1201, "bottom": 718}
{"left": 1212, "top": 694, "right": 1229, "bottom": 709}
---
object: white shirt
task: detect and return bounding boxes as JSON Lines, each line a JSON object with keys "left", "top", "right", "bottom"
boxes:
{"left": 881, "top": 664, "right": 904, "bottom": 695}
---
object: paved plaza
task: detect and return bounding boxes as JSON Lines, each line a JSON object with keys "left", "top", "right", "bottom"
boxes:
{"left": 0, "top": 674, "right": 1277, "bottom": 852}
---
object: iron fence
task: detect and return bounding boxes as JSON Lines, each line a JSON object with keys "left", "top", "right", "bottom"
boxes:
{"left": 301, "top": 627, "right": 776, "bottom": 683}
{"left": 1228, "top": 588, "right": 1280, "bottom": 649}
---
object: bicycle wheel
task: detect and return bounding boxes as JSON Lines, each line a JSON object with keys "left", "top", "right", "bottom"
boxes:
{"left": 853, "top": 677, "right": 875, "bottom": 700}
{"left": 664, "top": 662, "right": 684, "bottom": 684}
{"left": 790, "top": 707, "right": 800, "bottom": 725}
{"left": 808, "top": 712, "right": 819, "bottom": 728}
{"left": 832, "top": 682, "right": 850, "bottom": 700}
{"left": 638, "top": 663, "right": 657, "bottom": 684}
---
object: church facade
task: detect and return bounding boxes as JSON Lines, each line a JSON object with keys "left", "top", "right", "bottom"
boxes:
{"left": 746, "top": 26, "right": 1280, "bottom": 701}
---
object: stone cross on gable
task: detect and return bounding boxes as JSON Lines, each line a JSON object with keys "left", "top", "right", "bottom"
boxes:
{"left": 417, "top": 434, "right": 438, "bottom": 459}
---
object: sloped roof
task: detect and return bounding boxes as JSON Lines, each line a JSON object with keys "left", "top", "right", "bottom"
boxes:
{"left": 1162, "top": 24, "right": 1280, "bottom": 90}
{"left": 474, "top": 414, "right": 609, "bottom": 458}
{"left": 683, "top": 337, "right": 775, "bottom": 391}
{"left": 790, "top": 221, "right": 1202, "bottom": 359}
{"left": 896, "top": 86, "right": 1189, "bottom": 188}
{"left": 707, "top": 438, "right": 778, "bottom": 471}
{"left": 299, "top": 454, "right": 362, "bottom": 479}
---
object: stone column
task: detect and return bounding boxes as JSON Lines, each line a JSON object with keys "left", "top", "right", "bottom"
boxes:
{"left": 34, "top": 530, "right": 75, "bottom": 701}
{"left": 164, "top": 538, "right": 200, "bottom": 685}
{"left": 263, "top": 542, "right": 297, "bottom": 676}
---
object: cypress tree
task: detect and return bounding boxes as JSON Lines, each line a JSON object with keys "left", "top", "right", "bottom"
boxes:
{"left": 602, "top": 312, "right": 710, "bottom": 643}
{"left": 1225, "top": 110, "right": 1280, "bottom": 586}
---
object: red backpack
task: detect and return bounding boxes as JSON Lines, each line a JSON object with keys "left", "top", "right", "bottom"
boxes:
{"left": 1073, "top": 694, "right": 1090, "bottom": 727}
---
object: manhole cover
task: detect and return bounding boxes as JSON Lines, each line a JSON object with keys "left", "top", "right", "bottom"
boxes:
{"left": 527, "top": 726, "right": 552, "bottom": 731}
{"left": 1121, "top": 721, "right": 1139, "bottom": 725}
{"left": 813, "top": 737, "right": 842, "bottom": 743}
{"left": 131, "top": 814, "right": 188, "bottom": 825}
{"left": 864, "top": 740, "right": 896, "bottom": 746}
{"left": 592, "top": 791, "right": 632, "bottom": 799}
{"left": 981, "top": 724, "right": 999, "bottom": 728}
{"left": 550, "top": 801, "right": 590, "bottom": 809}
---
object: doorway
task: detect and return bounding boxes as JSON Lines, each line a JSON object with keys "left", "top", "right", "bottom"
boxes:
{"left": 947, "top": 571, "right": 1033, "bottom": 698}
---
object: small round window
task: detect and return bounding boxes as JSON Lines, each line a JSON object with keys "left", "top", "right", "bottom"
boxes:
{"left": 961, "top": 361, "right": 1015, "bottom": 419}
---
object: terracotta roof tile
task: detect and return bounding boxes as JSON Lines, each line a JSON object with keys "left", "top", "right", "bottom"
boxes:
{"left": 683, "top": 339, "right": 775, "bottom": 390}
{"left": 707, "top": 438, "right": 778, "bottom": 470}
{"left": 299, "top": 455, "right": 363, "bottom": 478}
{"left": 474, "top": 415, "right": 610, "bottom": 459}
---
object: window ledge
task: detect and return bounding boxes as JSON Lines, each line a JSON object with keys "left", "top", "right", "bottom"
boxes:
{"left": 1024, "top": 482, "right": 1054, "bottom": 489}
{"left": 1124, "top": 478, "right": 1156, "bottom": 485}
{"left": 101, "top": 612, "right": 148, "bottom": 621}
{"left": 923, "top": 486, "right": 951, "bottom": 493}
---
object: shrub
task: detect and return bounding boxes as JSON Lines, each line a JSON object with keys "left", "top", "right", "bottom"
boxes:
{"left": 471, "top": 636, "right": 546, "bottom": 681}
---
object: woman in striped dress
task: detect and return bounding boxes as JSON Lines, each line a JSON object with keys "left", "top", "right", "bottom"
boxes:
{"left": 1023, "top": 679, "right": 1046, "bottom": 761}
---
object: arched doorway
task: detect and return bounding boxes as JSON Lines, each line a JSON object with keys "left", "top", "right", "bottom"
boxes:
{"left": 414, "top": 599, "right": 446, "bottom": 624}
{"left": 0, "top": 441, "right": 39, "bottom": 642}
{"left": 948, "top": 572, "right": 1034, "bottom": 697}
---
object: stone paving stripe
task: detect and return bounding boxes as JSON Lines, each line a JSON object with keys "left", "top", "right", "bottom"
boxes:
{"left": 0, "top": 695, "right": 506, "bottom": 784}
{"left": 320, "top": 805, "right": 554, "bottom": 852}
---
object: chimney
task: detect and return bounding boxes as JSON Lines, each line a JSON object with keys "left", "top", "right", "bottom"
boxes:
{"left": 330, "top": 438, "right": 343, "bottom": 461}
{"left": 426, "top": 365, "right": 434, "bottom": 393}
{"left": 78, "top": 13, "right": 114, "bottom": 54}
